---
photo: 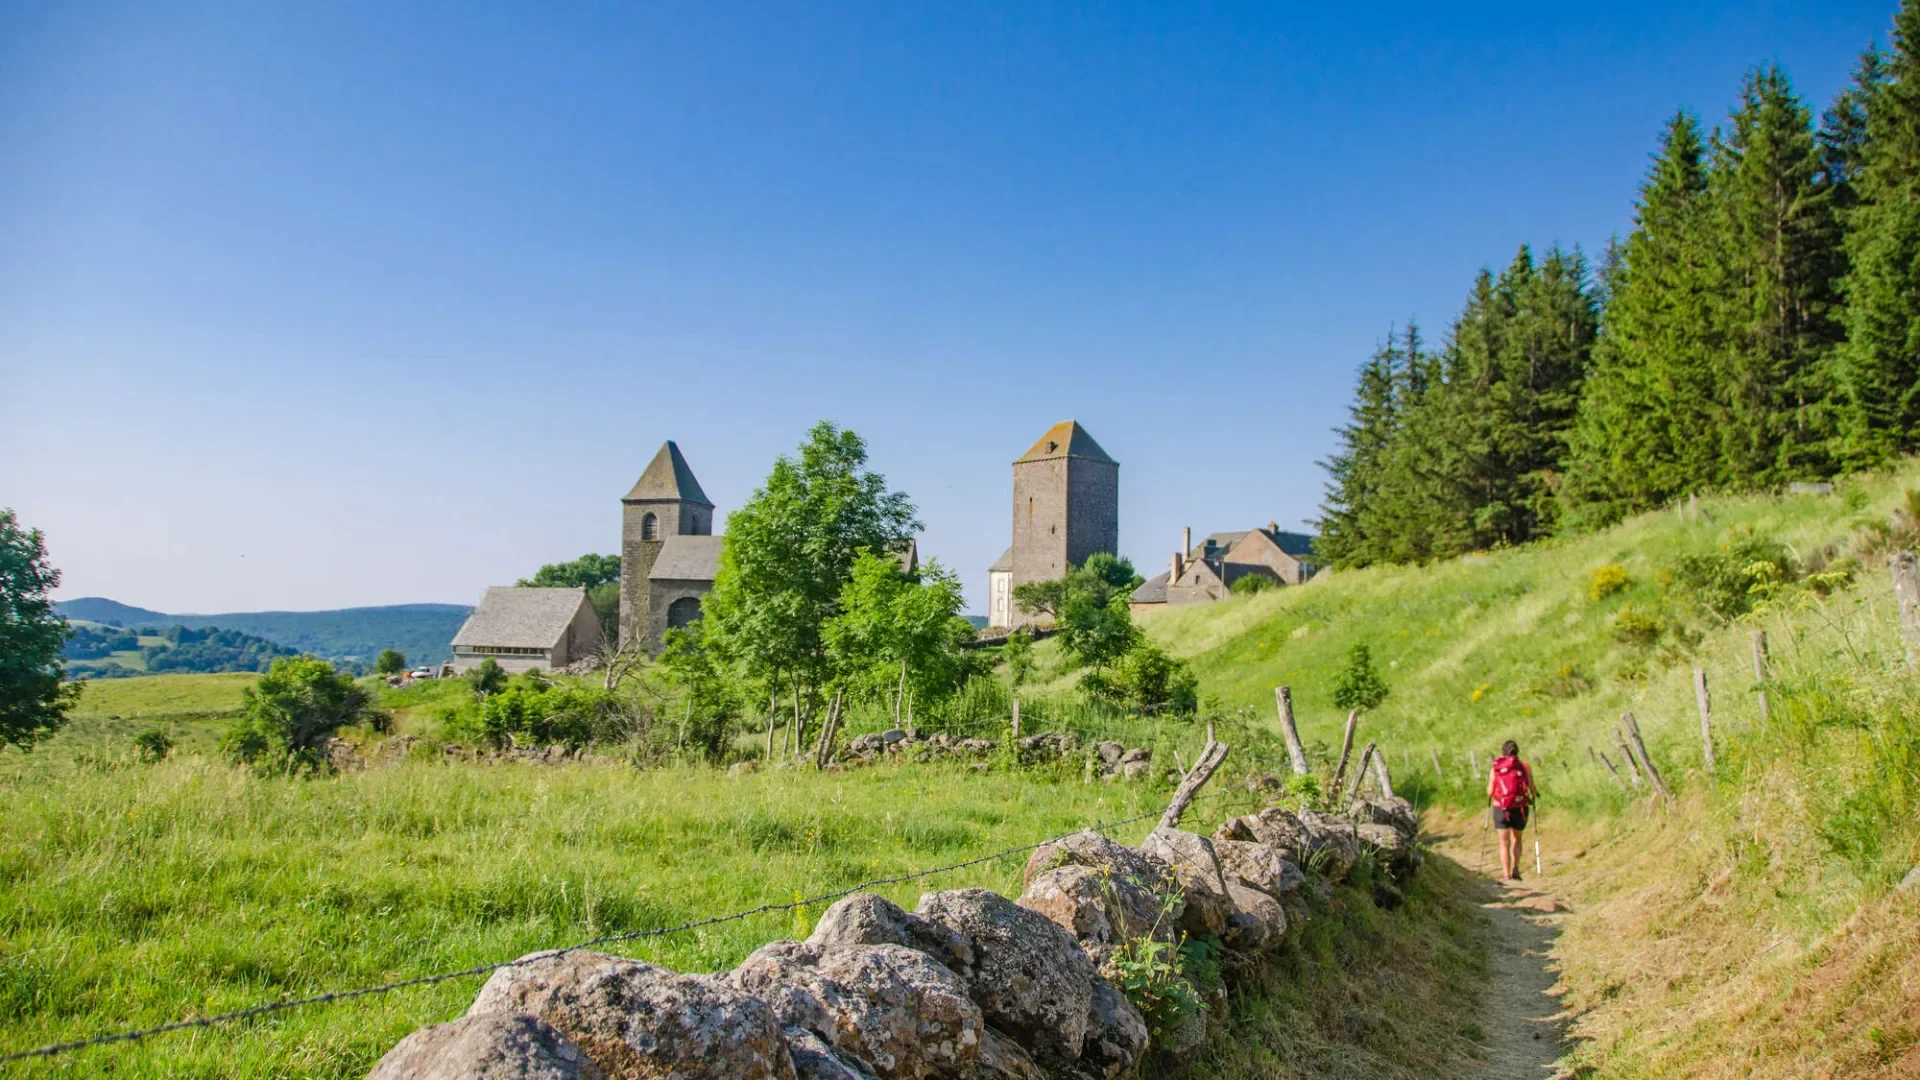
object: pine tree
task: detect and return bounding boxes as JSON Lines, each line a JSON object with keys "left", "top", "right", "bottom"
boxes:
{"left": 1839, "top": 0, "right": 1920, "bottom": 463}
{"left": 1561, "top": 111, "right": 1719, "bottom": 525}
{"left": 1316, "top": 328, "right": 1410, "bottom": 568}
{"left": 1820, "top": 47, "right": 1889, "bottom": 211}
{"left": 1706, "top": 64, "right": 1844, "bottom": 485}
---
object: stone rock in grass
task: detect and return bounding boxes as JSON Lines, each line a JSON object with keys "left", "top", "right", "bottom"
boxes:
{"left": 914, "top": 888, "right": 1097, "bottom": 1069}
{"left": 1077, "top": 976, "right": 1150, "bottom": 1079}
{"left": 971, "top": 1027, "right": 1045, "bottom": 1080}
{"left": 1223, "top": 881, "right": 1289, "bottom": 953}
{"left": 732, "top": 941, "right": 981, "bottom": 1080}
{"left": 1017, "top": 864, "right": 1169, "bottom": 965}
{"left": 1214, "top": 838, "right": 1305, "bottom": 899}
{"left": 1296, "top": 811, "right": 1361, "bottom": 883}
{"left": 467, "top": 950, "right": 794, "bottom": 1080}
{"left": 1348, "top": 794, "right": 1419, "bottom": 842}
{"left": 1023, "top": 830, "right": 1174, "bottom": 898}
{"left": 783, "top": 1026, "right": 880, "bottom": 1080}
{"left": 807, "top": 892, "right": 975, "bottom": 975}
{"left": 1356, "top": 822, "right": 1418, "bottom": 879}
{"left": 1213, "top": 807, "right": 1312, "bottom": 861}
{"left": 1137, "top": 827, "right": 1231, "bottom": 938}
{"left": 364, "top": 1012, "right": 604, "bottom": 1080}
{"left": 1094, "top": 740, "right": 1126, "bottom": 766}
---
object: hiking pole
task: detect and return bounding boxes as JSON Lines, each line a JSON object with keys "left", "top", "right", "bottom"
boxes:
{"left": 1533, "top": 803, "right": 1543, "bottom": 877}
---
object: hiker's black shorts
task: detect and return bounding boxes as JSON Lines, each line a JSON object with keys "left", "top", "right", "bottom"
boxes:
{"left": 1492, "top": 806, "right": 1529, "bottom": 831}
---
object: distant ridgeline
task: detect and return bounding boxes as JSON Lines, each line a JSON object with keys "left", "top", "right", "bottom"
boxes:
{"left": 54, "top": 597, "right": 472, "bottom": 673}
{"left": 64, "top": 624, "right": 298, "bottom": 679}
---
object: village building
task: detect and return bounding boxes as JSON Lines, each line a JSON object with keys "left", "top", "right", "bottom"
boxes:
{"left": 1130, "top": 524, "right": 1319, "bottom": 612}
{"left": 986, "top": 420, "right": 1120, "bottom": 629}
{"left": 619, "top": 441, "right": 722, "bottom": 654}
{"left": 450, "top": 586, "right": 603, "bottom": 673}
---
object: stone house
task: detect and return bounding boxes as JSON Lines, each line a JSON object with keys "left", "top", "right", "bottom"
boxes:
{"left": 450, "top": 586, "right": 603, "bottom": 674}
{"left": 619, "top": 441, "right": 722, "bottom": 654}
{"left": 1130, "top": 524, "right": 1319, "bottom": 612}
{"left": 986, "top": 420, "right": 1120, "bottom": 629}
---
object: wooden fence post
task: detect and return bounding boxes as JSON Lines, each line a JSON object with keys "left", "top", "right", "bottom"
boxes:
{"left": 1891, "top": 553, "right": 1920, "bottom": 672}
{"left": 1329, "top": 710, "right": 1361, "bottom": 796}
{"left": 1620, "top": 711, "right": 1670, "bottom": 798}
{"left": 1347, "top": 742, "right": 1377, "bottom": 801}
{"left": 1751, "top": 630, "right": 1771, "bottom": 723}
{"left": 1693, "top": 666, "right": 1716, "bottom": 774}
{"left": 1430, "top": 746, "right": 1444, "bottom": 781}
{"left": 1612, "top": 730, "right": 1642, "bottom": 787}
{"left": 1160, "top": 740, "right": 1230, "bottom": 830}
{"left": 1595, "top": 749, "right": 1626, "bottom": 789}
{"left": 1275, "top": 686, "right": 1310, "bottom": 776}
{"left": 1374, "top": 749, "right": 1397, "bottom": 801}
{"left": 1011, "top": 698, "right": 1021, "bottom": 739}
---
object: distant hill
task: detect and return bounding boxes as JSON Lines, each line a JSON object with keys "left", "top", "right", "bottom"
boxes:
{"left": 55, "top": 598, "right": 471, "bottom": 666}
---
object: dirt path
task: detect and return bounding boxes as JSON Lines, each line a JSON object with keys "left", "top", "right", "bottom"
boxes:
{"left": 1436, "top": 824, "right": 1575, "bottom": 1079}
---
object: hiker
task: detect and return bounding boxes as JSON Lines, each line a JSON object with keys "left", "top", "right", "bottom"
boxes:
{"left": 1487, "top": 739, "right": 1536, "bottom": 881}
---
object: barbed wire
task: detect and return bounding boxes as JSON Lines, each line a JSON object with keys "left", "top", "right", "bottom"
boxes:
{"left": 0, "top": 785, "right": 1262, "bottom": 1065}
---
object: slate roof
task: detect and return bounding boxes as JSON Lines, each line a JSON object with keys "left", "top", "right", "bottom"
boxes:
{"left": 1259, "top": 529, "right": 1318, "bottom": 557}
{"left": 650, "top": 535, "right": 725, "bottom": 581}
{"left": 624, "top": 441, "right": 714, "bottom": 506}
{"left": 988, "top": 547, "right": 1013, "bottom": 573}
{"left": 1189, "top": 531, "right": 1250, "bottom": 559}
{"left": 452, "top": 587, "right": 592, "bottom": 649}
{"left": 1014, "top": 421, "right": 1117, "bottom": 465}
{"left": 1130, "top": 571, "right": 1169, "bottom": 604}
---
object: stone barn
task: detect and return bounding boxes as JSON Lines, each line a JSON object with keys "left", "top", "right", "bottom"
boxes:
{"left": 450, "top": 586, "right": 603, "bottom": 673}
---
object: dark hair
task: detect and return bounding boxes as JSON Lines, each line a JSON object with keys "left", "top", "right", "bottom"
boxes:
{"left": 1501, "top": 739, "right": 1519, "bottom": 757}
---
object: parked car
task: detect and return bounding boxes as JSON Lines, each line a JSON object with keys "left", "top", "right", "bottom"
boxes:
{"left": 409, "top": 667, "right": 436, "bottom": 680}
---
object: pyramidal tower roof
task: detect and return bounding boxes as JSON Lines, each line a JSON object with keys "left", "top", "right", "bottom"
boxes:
{"left": 623, "top": 441, "right": 714, "bottom": 506}
{"left": 1014, "top": 420, "right": 1116, "bottom": 465}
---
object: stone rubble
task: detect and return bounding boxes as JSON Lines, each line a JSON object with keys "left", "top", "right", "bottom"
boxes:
{"left": 364, "top": 789, "right": 1423, "bottom": 1080}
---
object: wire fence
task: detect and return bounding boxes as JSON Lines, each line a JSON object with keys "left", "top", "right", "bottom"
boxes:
{"left": 0, "top": 786, "right": 1261, "bottom": 1066}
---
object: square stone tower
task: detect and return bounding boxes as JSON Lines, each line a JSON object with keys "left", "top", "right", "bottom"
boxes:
{"left": 619, "top": 441, "right": 714, "bottom": 649}
{"left": 1009, "top": 420, "right": 1119, "bottom": 627}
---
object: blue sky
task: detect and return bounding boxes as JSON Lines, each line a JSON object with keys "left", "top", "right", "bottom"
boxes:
{"left": 0, "top": 0, "right": 1896, "bottom": 615}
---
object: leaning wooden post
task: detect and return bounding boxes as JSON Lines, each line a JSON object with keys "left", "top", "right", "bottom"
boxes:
{"left": 1620, "top": 711, "right": 1670, "bottom": 798}
{"left": 1275, "top": 686, "right": 1310, "bottom": 775}
{"left": 1693, "top": 666, "right": 1716, "bottom": 774}
{"left": 1891, "top": 553, "right": 1920, "bottom": 672}
{"left": 1612, "top": 730, "right": 1642, "bottom": 788}
{"left": 1160, "top": 740, "right": 1230, "bottom": 830}
{"left": 1430, "top": 746, "right": 1445, "bottom": 782}
{"left": 1329, "top": 710, "right": 1361, "bottom": 797}
{"left": 1011, "top": 698, "right": 1022, "bottom": 740}
{"left": 1374, "top": 748, "right": 1397, "bottom": 801}
{"left": 1347, "top": 742, "right": 1377, "bottom": 800}
{"left": 1751, "top": 630, "right": 1771, "bottom": 723}
{"left": 1595, "top": 749, "right": 1626, "bottom": 789}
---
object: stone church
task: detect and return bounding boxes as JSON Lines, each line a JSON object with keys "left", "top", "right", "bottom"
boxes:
{"left": 619, "top": 441, "right": 724, "bottom": 653}
{"left": 985, "top": 420, "right": 1120, "bottom": 629}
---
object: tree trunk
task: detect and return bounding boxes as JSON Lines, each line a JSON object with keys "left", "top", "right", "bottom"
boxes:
{"left": 1275, "top": 686, "right": 1310, "bottom": 776}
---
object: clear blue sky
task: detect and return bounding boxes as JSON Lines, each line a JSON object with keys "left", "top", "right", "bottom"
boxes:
{"left": 0, "top": 1, "right": 1896, "bottom": 615}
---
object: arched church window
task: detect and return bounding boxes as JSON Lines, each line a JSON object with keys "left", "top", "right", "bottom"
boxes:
{"left": 667, "top": 596, "right": 703, "bottom": 629}
{"left": 641, "top": 513, "right": 658, "bottom": 541}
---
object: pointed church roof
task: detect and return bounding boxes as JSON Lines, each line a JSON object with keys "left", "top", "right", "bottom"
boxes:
{"left": 1014, "top": 421, "right": 1117, "bottom": 465}
{"left": 623, "top": 441, "right": 714, "bottom": 506}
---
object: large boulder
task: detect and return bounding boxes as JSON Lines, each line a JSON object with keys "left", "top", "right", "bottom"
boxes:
{"left": 1017, "top": 864, "right": 1169, "bottom": 965}
{"left": 1137, "top": 827, "right": 1232, "bottom": 938}
{"left": 783, "top": 1027, "right": 879, "bottom": 1080}
{"left": 467, "top": 950, "right": 794, "bottom": 1080}
{"left": 1022, "top": 830, "right": 1174, "bottom": 897}
{"left": 914, "top": 888, "right": 1098, "bottom": 1069}
{"left": 1222, "top": 881, "right": 1289, "bottom": 953}
{"left": 1296, "top": 811, "right": 1362, "bottom": 883}
{"left": 1348, "top": 794, "right": 1419, "bottom": 842}
{"left": 971, "top": 1028, "right": 1045, "bottom": 1080}
{"left": 807, "top": 893, "right": 974, "bottom": 974}
{"left": 732, "top": 941, "right": 981, "bottom": 1080}
{"left": 1214, "top": 838, "right": 1305, "bottom": 899}
{"left": 1077, "top": 976, "right": 1150, "bottom": 1079}
{"left": 1355, "top": 822, "right": 1418, "bottom": 879}
{"left": 364, "top": 1012, "right": 604, "bottom": 1080}
{"left": 1213, "top": 807, "right": 1311, "bottom": 860}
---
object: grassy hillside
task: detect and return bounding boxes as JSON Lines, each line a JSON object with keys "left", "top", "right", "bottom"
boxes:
{"left": 54, "top": 598, "right": 472, "bottom": 666}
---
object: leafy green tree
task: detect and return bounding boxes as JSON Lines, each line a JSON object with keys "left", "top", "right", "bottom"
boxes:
{"left": 224, "top": 656, "right": 372, "bottom": 772}
{"left": 703, "top": 422, "right": 920, "bottom": 719}
{"left": 375, "top": 649, "right": 408, "bottom": 675}
{"left": 1331, "top": 643, "right": 1390, "bottom": 712}
{"left": 1838, "top": 3, "right": 1920, "bottom": 464}
{"left": 0, "top": 508, "right": 78, "bottom": 749}
{"left": 658, "top": 623, "right": 740, "bottom": 760}
{"left": 824, "top": 553, "right": 977, "bottom": 717}
{"left": 1013, "top": 554, "right": 1143, "bottom": 668}
{"left": 465, "top": 657, "right": 508, "bottom": 697}
{"left": 1081, "top": 642, "right": 1199, "bottom": 716}
{"left": 520, "top": 554, "right": 622, "bottom": 640}
{"left": 1000, "top": 628, "right": 1036, "bottom": 689}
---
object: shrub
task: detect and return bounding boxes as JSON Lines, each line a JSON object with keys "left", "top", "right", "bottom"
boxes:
{"left": 1661, "top": 529, "right": 1794, "bottom": 621}
{"left": 1080, "top": 642, "right": 1199, "bottom": 716}
{"left": 374, "top": 649, "right": 408, "bottom": 676}
{"left": 476, "top": 675, "right": 635, "bottom": 749}
{"left": 1331, "top": 643, "right": 1389, "bottom": 712}
{"left": 1000, "top": 629, "right": 1035, "bottom": 689}
{"left": 1230, "top": 573, "right": 1278, "bottom": 596}
{"left": 1611, "top": 606, "right": 1665, "bottom": 647}
{"left": 1588, "top": 563, "right": 1631, "bottom": 600}
{"left": 132, "top": 727, "right": 173, "bottom": 763}
{"left": 223, "top": 656, "right": 371, "bottom": 773}
{"left": 465, "top": 658, "right": 508, "bottom": 697}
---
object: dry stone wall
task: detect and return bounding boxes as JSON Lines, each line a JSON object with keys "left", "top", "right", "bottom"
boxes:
{"left": 364, "top": 791, "right": 1422, "bottom": 1080}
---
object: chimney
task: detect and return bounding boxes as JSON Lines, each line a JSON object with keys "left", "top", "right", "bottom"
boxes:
{"left": 1182, "top": 526, "right": 1192, "bottom": 558}
{"left": 1268, "top": 520, "right": 1278, "bottom": 533}
{"left": 1172, "top": 551, "right": 1185, "bottom": 582}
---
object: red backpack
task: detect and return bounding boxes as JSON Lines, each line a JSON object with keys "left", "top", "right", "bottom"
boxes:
{"left": 1491, "top": 756, "right": 1531, "bottom": 809}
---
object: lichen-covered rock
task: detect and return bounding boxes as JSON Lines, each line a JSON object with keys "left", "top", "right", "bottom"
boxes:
{"left": 1213, "top": 838, "right": 1303, "bottom": 900}
{"left": 807, "top": 892, "right": 974, "bottom": 974}
{"left": 467, "top": 950, "right": 794, "bottom": 1080}
{"left": 1355, "top": 822, "right": 1419, "bottom": 879}
{"left": 1093, "top": 741, "right": 1126, "bottom": 767}
{"left": 1297, "top": 811, "right": 1361, "bottom": 883}
{"left": 1222, "top": 881, "right": 1289, "bottom": 953}
{"left": 1213, "top": 807, "right": 1312, "bottom": 860}
{"left": 1023, "top": 830, "right": 1175, "bottom": 896}
{"left": 1137, "top": 826, "right": 1231, "bottom": 938}
{"left": 364, "top": 1012, "right": 604, "bottom": 1080}
{"left": 732, "top": 941, "right": 981, "bottom": 1080}
{"left": 971, "top": 1027, "right": 1045, "bottom": 1079}
{"left": 1017, "top": 864, "right": 1169, "bottom": 964}
{"left": 1349, "top": 794, "right": 1419, "bottom": 841}
{"left": 783, "top": 1026, "right": 879, "bottom": 1080}
{"left": 914, "top": 888, "right": 1097, "bottom": 1068}
{"left": 1077, "top": 976, "right": 1149, "bottom": 1079}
